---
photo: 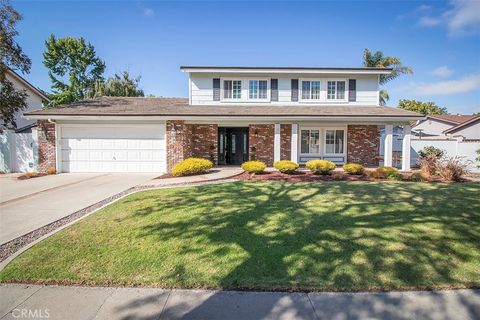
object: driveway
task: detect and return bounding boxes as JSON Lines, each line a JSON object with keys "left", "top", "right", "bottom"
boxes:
{"left": 0, "top": 173, "right": 157, "bottom": 244}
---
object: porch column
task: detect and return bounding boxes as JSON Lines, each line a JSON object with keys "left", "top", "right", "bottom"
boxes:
{"left": 384, "top": 124, "right": 393, "bottom": 167}
{"left": 401, "top": 124, "right": 411, "bottom": 171}
{"left": 274, "top": 123, "right": 281, "bottom": 163}
{"left": 291, "top": 123, "right": 298, "bottom": 162}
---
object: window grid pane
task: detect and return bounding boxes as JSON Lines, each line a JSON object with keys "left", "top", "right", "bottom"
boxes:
{"left": 335, "top": 130, "right": 344, "bottom": 153}
{"left": 249, "top": 80, "right": 258, "bottom": 99}
{"left": 259, "top": 80, "right": 267, "bottom": 99}
{"left": 224, "top": 80, "right": 232, "bottom": 99}
{"left": 232, "top": 80, "right": 242, "bottom": 99}
{"left": 327, "top": 81, "right": 336, "bottom": 100}
{"left": 302, "top": 81, "right": 311, "bottom": 99}
{"left": 337, "top": 81, "right": 345, "bottom": 99}
{"left": 310, "top": 130, "right": 320, "bottom": 154}
{"left": 311, "top": 81, "right": 320, "bottom": 99}
{"left": 301, "top": 130, "right": 309, "bottom": 153}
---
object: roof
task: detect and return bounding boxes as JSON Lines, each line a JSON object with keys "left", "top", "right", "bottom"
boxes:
{"left": 443, "top": 116, "right": 480, "bottom": 134}
{"left": 6, "top": 69, "right": 49, "bottom": 101}
{"left": 180, "top": 66, "right": 392, "bottom": 75}
{"left": 25, "top": 97, "right": 421, "bottom": 119}
{"left": 427, "top": 114, "right": 477, "bottom": 124}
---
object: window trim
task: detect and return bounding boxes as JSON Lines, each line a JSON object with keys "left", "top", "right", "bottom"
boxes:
{"left": 248, "top": 79, "right": 270, "bottom": 101}
{"left": 323, "top": 127, "right": 346, "bottom": 156}
{"left": 299, "top": 79, "right": 322, "bottom": 101}
{"left": 221, "top": 78, "right": 243, "bottom": 101}
{"left": 326, "top": 79, "right": 348, "bottom": 101}
{"left": 300, "top": 127, "right": 321, "bottom": 155}
{"left": 298, "top": 126, "right": 347, "bottom": 157}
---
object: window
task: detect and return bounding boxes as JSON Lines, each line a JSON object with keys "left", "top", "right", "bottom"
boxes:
{"left": 325, "top": 129, "right": 344, "bottom": 154}
{"left": 224, "top": 80, "right": 242, "bottom": 99}
{"left": 301, "top": 80, "right": 320, "bottom": 100}
{"left": 300, "top": 130, "right": 320, "bottom": 154}
{"left": 327, "top": 81, "right": 346, "bottom": 100}
{"left": 249, "top": 80, "right": 267, "bottom": 99}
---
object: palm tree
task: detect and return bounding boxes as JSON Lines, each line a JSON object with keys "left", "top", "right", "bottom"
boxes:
{"left": 363, "top": 49, "right": 413, "bottom": 105}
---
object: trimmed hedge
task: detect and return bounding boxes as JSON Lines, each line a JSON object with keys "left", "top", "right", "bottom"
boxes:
{"left": 343, "top": 163, "right": 364, "bottom": 175}
{"left": 306, "top": 159, "right": 336, "bottom": 175}
{"left": 241, "top": 161, "right": 267, "bottom": 173}
{"left": 172, "top": 158, "right": 213, "bottom": 176}
{"left": 273, "top": 160, "right": 299, "bottom": 174}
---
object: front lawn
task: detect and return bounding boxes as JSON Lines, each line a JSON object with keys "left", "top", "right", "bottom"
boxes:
{"left": 1, "top": 181, "right": 479, "bottom": 291}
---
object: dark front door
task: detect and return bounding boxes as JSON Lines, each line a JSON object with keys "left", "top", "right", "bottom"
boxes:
{"left": 218, "top": 127, "right": 249, "bottom": 165}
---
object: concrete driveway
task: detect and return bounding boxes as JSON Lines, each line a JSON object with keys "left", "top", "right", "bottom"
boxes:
{"left": 0, "top": 173, "right": 157, "bottom": 244}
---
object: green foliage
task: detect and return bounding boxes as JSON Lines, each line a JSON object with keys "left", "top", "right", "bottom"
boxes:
{"left": 43, "top": 34, "right": 105, "bottom": 106}
{"left": 369, "top": 166, "right": 398, "bottom": 179}
{"left": 476, "top": 149, "right": 480, "bottom": 168}
{"left": 387, "top": 171, "right": 403, "bottom": 181}
{"left": 409, "top": 172, "right": 423, "bottom": 182}
{"left": 241, "top": 160, "right": 267, "bottom": 173}
{"left": 363, "top": 49, "right": 413, "bottom": 105}
{"left": 86, "top": 71, "right": 144, "bottom": 98}
{"left": 418, "top": 146, "right": 444, "bottom": 177}
{"left": 306, "top": 159, "right": 336, "bottom": 175}
{"left": 273, "top": 160, "right": 299, "bottom": 174}
{"left": 342, "top": 163, "right": 365, "bottom": 175}
{"left": 398, "top": 99, "right": 448, "bottom": 115}
{"left": 0, "top": 1, "right": 32, "bottom": 128}
{"left": 172, "top": 158, "right": 213, "bottom": 177}
{"left": 418, "top": 146, "right": 445, "bottom": 159}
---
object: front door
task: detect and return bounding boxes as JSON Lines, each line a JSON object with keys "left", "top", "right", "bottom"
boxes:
{"left": 218, "top": 127, "right": 249, "bottom": 165}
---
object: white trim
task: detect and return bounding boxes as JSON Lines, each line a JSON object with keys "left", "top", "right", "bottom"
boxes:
{"left": 181, "top": 67, "right": 393, "bottom": 75}
{"left": 274, "top": 124, "right": 281, "bottom": 162}
{"left": 299, "top": 79, "right": 322, "bottom": 101}
{"left": 402, "top": 125, "right": 411, "bottom": 171}
{"left": 323, "top": 127, "right": 347, "bottom": 156}
{"left": 326, "top": 79, "right": 348, "bottom": 102}
{"left": 384, "top": 124, "right": 393, "bottom": 167}
{"left": 55, "top": 123, "right": 62, "bottom": 173}
{"left": 247, "top": 79, "right": 270, "bottom": 101}
{"left": 220, "top": 78, "right": 243, "bottom": 101}
{"left": 291, "top": 124, "right": 298, "bottom": 162}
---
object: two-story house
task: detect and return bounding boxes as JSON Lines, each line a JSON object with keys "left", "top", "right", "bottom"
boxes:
{"left": 25, "top": 66, "right": 422, "bottom": 173}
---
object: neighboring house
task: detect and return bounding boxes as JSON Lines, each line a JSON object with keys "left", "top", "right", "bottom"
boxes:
{"left": 25, "top": 66, "right": 422, "bottom": 173}
{"left": 0, "top": 70, "right": 49, "bottom": 172}
{"left": 442, "top": 116, "right": 480, "bottom": 140}
{"left": 412, "top": 115, "right": 478, "bottom": 140}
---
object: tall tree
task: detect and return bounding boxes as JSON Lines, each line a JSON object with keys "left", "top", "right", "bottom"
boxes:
{"left": 398, "top": 99, "right": 448, "bottom": 115}
{"left": 363, "top": 49, "right": 413, "bottom": 105}
{"left": 43, "top": 35, "right": 105, "bottom": 105}
{"left": 86, "top": 71, "right": 144, "bottom": 98}
{"left": 0, "top": 0, "right": 31, "bottom": 129}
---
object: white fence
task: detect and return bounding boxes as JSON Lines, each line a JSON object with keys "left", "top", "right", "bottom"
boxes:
{"left": 0, "top": 130, "right": 38, "bottom": 173}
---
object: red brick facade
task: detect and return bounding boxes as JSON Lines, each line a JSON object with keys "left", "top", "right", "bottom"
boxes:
{"left": 190, "top": 124, "right": 218, "bottom": 163}
{"left": 249, "top": 124, "right": 274, "bottom": 165}
{"left": 37, "top": 120, "right": 56, "bottom": 173}
{"left": 166, "top": 120, "right": 191, "bottom": 172}
{"left": 347, "top": 125, "right": 380, "bottom": 166}
{"left": 280, "top": 124, "right": 292, "bottom": 160}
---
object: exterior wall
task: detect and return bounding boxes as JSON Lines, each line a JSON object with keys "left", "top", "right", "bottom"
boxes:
{"left": 249, "top": 124, "right": 274, "bottom": 165}
{"left": 447, "top": 120, "right": 480, "bottom": 140}
{"left": 190, "top": 73, "right": 379, "bottom": 106}
{"left": 280, "top": 124, "right": 292, "bottom": 160}
{"left": 190, "top": 124, "right": 218, "bottom": 163}
{"left": 347, "top": 125, "right": 379, "bottom": 166}
{"left": 37, "top": 120, "right": 56, "bottom": 173}
{"left": 166, "top": 120, "right": 191, "bottom": 172}
{"left": 1, "top": 72, "right": 44, "bottom": 129}
{"left": 413, "top": 119, "right": 454, "bottom": 137}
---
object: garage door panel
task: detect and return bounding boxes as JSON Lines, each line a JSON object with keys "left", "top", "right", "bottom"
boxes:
{"left": 61, "top": 125, "right": 166, "bottom": 173}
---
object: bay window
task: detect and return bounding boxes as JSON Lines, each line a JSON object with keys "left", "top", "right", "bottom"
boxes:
{"left": 224, "top": 80, "right": 242, "bottom": 99}
{"left": 301, "top": 80, "right": 321, "bottom": 100}
{"left": 300, "top": 129, "right": 320, "bottom": 154}
{"left": 249, "top": 80, "right": 268, "bottom": 99}
{"left": 327, "top": 81, "right": 346, "bottom": 100}
{"left": 325, "top": 129, "right": 344, "bottom": 154}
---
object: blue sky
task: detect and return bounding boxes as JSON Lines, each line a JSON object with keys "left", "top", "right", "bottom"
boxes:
{"left": 13, "top": 0, "right": 480, "bottom": 114}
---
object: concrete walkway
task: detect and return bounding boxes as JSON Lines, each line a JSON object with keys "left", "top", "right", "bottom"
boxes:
{"left": 0, "top": 284, "right": 478, "bottom": 320}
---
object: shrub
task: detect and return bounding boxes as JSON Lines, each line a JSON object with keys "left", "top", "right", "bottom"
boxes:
{"left": 241, "top": 160, "right": 267, "bottom": 174}
{"left": 436, "top": 156, "right": 471, "bottom": 182}
{"left": 387, "top": 171, "right": 403, "bottom": 181}
{"left": 368, "top": 166, "right": 397, "bottom": 179}
{"left": 417, "top": 146, "right": 444, "bottom": 177}
{"left": 377, "top": 166, "right": 397, "bottom": 175}
{"left": 273, "top": 160, "right": 299, "bottom": 174}
{"left": 409, "top": 172, "right": 423, "bottom": 182}
{"left": 418, "top": 146, "right": 444, "bottom": 159}
{"left": 46, "top": 167, "right": 56, "bottom": 175}
{"left": 306, "top": 160, "right": 336, "bottom": 175}
{"left": 343, "top": 163, "right": 364, "bottom": 175}
{"left": 172, "top": 158, "right": 213, "bottom": 176}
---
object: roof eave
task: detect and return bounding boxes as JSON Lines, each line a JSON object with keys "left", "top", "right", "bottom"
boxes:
{"left": 180, "top": 66, "right": 393, "bottom": 75}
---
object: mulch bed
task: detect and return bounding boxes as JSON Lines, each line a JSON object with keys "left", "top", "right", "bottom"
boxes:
{"left": 154, "top": 169, "right": 221, "bottom": 179}
{"left": 17, "top": 173, "right": 47, "bottom": 180}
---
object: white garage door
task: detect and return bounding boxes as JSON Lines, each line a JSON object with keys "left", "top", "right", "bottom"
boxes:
{"left": 61, "top": 125, "right": 166, "bottom": 173}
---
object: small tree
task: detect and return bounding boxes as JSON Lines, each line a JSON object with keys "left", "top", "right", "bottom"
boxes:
{"left": 398, "top": 99, "right": 448, "bottom": 116}
{"left": 417, "top": 146, "right": 445, "bottom": 177}
{"left": 86, "top": 71, "right": 144, "bottom": 98}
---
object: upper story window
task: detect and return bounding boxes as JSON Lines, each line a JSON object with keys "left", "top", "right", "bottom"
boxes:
{"left": 301, "top": 80, "right": 321, "bottom": 100}
{"left": 327, "top": 81, "right": 346, "bottom": 100}
{"left": 224, "top": 80, "right": 242, "bottom": 99}
{"left": 248, "top": 80, "right": 268, "bottom": 99}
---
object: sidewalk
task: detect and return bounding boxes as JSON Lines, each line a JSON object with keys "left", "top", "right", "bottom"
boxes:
{"left": 1, "top": 284, "right": 478, "bottom": 320}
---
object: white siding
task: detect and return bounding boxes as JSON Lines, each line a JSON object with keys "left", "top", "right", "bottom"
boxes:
{"left": 449, "top": 121, "right": 480, "bottom": 140}
{"left": 413, "top": 119, "right": 454, "bottom": 137}
{"left": 190, "top": 73, "right": 379, "bottom": 106}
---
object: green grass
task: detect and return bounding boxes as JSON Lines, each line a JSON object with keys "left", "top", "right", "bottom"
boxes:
{"left": 1, "top": 181, "right": 479, "bottom": 291}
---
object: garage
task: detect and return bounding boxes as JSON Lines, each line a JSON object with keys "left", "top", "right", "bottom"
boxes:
{"left": 59, "top": 124, "right": 166, "bottom": 173}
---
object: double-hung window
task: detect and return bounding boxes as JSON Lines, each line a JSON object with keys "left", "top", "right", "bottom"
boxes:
{"left": 300, "top": 129, "right": 320, "bottom": 154}
{"left": 224, "top": 80, "right": 242, "bottom": 99}
{"left": 301, "top": 80, "right": 320, "bottom": 100}
{"left": 327, "top": 81, "right": 346, "bottom": 100}
{"left": 325, "top": 129, "right": 344, "bottom": 154}
{"left": 249, "top": 80, "right": 268, "bottom": 99}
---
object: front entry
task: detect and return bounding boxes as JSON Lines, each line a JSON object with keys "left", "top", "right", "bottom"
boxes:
{"left": 218, "top": 127, "right": 249, "bottom": 165}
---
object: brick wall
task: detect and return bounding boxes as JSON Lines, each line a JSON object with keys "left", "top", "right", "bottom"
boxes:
{"left": 280, "top": 124, "right": 292, "bottom": 161}
{"left": 347, "top": 125, "right": 380, "bottom": 166}
{"left": 37, "top": 120, "right": 56, "bottom": 173}
{"left": 166, "top": 120, "right": 191, "bottom": 172}
{"left": 249, "top": 124, "right": 274, "bottom": 165}
{"left": 190, "top": 124, "right": 218, "bottom": 163}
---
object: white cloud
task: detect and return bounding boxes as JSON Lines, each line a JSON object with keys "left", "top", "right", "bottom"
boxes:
{"left": 144, "top": 8, "right": 155, "bottom": 17}
{"left": 413, "top": 74, "right": 480, "bottom": 95}
{"left": 431, "top": 66, "right": 455, "bottom": 78}
{"left": 444, "top": 0, "right": 480, "bottom": 36}
{"left": 419, "top": 16, "right": 442, "bottom": 27}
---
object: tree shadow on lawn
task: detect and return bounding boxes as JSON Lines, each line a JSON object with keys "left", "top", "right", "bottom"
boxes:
{"left": 130, "top": 181, "right": 480, "bottom": 292}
